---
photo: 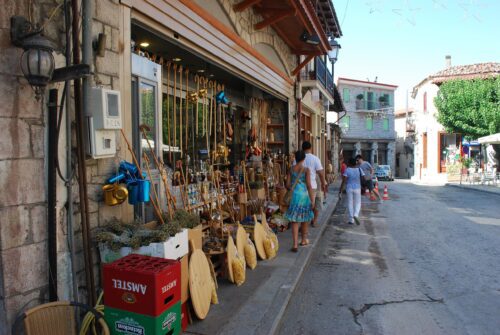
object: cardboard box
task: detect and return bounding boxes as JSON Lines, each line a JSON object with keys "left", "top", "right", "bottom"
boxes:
{"left": 188, "top": 225, "right": 202, "bottom": 252}
{"left": 99, "top": 229, "right": 189, "bottom": 263}
{"left": 103, "top": 254, "right": 181, "bottom": 316}
{"left": 105, "top": 302, "right": 181, "bottom": 335}
{"left": 180, "top": 255, "right": 189, "bottom": 303}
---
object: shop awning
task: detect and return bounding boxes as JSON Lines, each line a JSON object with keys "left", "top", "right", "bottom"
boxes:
{"left": 478, "top": 133, "right": 500, "bottom": 144}
{"left": 234, "top": 0, "right": 341, "bottom": 55}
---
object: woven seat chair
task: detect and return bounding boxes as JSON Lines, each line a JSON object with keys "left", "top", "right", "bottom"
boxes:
{"left": 12, "top": 301, "right": 109, "bottom": 335}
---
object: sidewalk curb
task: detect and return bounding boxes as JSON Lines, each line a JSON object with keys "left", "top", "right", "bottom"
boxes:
{"left": 446, "top": 183, "right": 500, "bottom": 196}
{"left": 265, "top": 191, "right": 341, "bottom": 335}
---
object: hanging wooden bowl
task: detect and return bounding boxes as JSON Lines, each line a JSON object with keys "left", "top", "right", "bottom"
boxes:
{"left": 189, "top": 249, "right": 213, "bottom": 319}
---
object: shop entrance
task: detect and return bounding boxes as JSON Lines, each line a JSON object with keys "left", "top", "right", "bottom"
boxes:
{"left": 131, "top": 54, "right": 162, "bottom": 222}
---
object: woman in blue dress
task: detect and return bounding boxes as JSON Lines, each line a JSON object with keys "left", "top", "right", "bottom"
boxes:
{"left": 285, "top": 150, "right": 314, "bottom": 252}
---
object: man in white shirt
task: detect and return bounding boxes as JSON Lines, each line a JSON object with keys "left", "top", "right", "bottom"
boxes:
{"left": 301, "top": 141, "right": 327, "bottom": 227}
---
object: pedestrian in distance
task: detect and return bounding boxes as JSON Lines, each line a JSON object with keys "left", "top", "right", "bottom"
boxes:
{"left": 299, "top": 141, "right": 328, "bottom": 227}
{"left": 356, "top": 154, "right": 382, "bottom": 201}
{"left": 339, "top": 158, "right": 363, "bottom": 225}
{"left": 285, "top": 150, "right": 315, "bottom": 252}
{"left": 339, "top": 156, "right": 347, "bottom": 194}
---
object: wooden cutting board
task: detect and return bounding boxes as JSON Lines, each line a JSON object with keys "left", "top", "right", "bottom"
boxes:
{"left": 253, "top": 222, "right": 267, "bottom": 260}
{"left": 226, "top": 236, "right": 236, "bottom": 283}
{"left": 236, "top": 225, "right": 247, "bottom": 259}
{"left": 189, "top": 249, "right": 213, "bottom": 319}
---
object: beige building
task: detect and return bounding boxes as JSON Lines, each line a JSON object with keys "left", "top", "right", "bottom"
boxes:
{"left": 410, "top": 58, "right": 500, "bottom": 183}
{"left": 0, "top": 0, "right": 342, "bottom": 331}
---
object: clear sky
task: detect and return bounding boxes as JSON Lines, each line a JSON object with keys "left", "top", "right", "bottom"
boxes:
{"left": 332, "top": 0, "right": 500, "bottom": 110}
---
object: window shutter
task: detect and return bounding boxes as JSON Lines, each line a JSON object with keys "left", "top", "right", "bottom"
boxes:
{"left": 343, "top": 88, "right": 350, "bottom": 103}
{"left": 366, "top": 117, "right": 373, "bottom": 130}
{"left": 383, "top": 118, "right": 389, "bottom": 131}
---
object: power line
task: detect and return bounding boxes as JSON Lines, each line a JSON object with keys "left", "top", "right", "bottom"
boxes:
{"left": 340, "top": 0, "right": 350, "bottom": 28}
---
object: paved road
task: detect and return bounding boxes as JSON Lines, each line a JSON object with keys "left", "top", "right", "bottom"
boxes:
{"left": 277, "top": 181, "right": 500, "bottom": 335}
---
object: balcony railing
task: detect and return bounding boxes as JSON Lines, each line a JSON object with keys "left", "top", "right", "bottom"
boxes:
{"left": 355, "top": 100, "right": 393, "bottom": 111}
{"left": 300, "top": 57, "right": 335, "bottom": 98}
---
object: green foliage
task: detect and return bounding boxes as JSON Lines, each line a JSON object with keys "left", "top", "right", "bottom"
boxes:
{"left": 461, "top": 157, "right": 473, "bottom": 168}
{"left": 434, "top": 77, "right": 500, "bottom": 138}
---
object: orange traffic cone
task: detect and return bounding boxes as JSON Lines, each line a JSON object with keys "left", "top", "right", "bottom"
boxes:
{"left": 370, "top": 192, "right": 377, "bottom": 201}
{"left": 383, "top": 185, "right": 390, "bottom": 200}
{"left": 374, "top": 181, "right": 379, "bottom": 192}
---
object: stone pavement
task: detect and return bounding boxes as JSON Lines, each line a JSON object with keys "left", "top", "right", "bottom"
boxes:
{"left": 185, "top": 180, "right": 342, "bottom": 335}
{"left": 446, "top": 181, "right": 500, "bottom": 196}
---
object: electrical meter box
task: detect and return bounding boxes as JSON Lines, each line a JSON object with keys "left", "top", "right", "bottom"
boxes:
{"left": 86, "top": 88, "right": 122, "bottom": 159}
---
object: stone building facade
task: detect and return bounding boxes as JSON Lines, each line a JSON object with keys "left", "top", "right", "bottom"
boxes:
{"left": 0, "top": 0, "right": 342, "bottom": 332}
{"left": 337, "top": 77, "right": 397, "bottom": 172}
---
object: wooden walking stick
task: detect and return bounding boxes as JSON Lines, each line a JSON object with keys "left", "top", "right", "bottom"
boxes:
{"left": 140, "top": 124, "right": 174, "bottom": 219}
{"left": 119, "top": 129, "right": 164, "bottom": 223}
{"left": 175, "top": 160, "right": 189, "bottom": 210}
{"left": 205, "top": 78, "right": 210, "bottom": 152}
{"left": 195, "top": 74, "right": 200, "bottom": 136}
{"left": 185, "top": 68, "right": 189, "bottom": 156}
{"left": 178, "top": 65, "right": 183, "bottom": 158}
{"left": 173, "top": 64, "right": 178, "bottom": 150}
{"left": 143, "top": 153, "right": 165, "bottom": 225}
{"left": 166, "top": 61, "right": 172, "bottom": 163}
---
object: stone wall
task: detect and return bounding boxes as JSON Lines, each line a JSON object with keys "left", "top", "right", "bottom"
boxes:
{"left": 0, "top": 0, "right": 299, "bottom": 332}
{"left": 0, "top": 1, "right": 128, "bottom": 332}
{"left": 0, "top": 1, "right": 65, "bottom": 332}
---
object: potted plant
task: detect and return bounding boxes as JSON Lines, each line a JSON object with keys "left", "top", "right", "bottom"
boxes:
{"left": 379, "top": 95, "right": 387, "bottom": 107}
{"left": 461, "top": 157, "right": 473, "bottom": 175}
{"left": 356, "top": 94, "right": 364, "bottom": 109}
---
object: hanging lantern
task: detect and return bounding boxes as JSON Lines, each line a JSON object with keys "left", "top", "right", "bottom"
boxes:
{"left": 20, "top": 34, "right": 55, "bottom": 98}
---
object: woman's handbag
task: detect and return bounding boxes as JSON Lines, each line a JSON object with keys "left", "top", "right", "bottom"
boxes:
{"left": 283, "top": 168, "right": 305, "bottom": 206}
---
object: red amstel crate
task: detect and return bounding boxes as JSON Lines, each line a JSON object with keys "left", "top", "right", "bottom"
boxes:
{"left": 103, "top": 254, "right": 181, "bottom": 316}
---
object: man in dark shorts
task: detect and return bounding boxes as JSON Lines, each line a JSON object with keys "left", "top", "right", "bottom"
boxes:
{"left": 356, "top": 155, "right": 381, "bottom": 200}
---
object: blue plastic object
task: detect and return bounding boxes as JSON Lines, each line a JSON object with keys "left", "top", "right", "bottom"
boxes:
{"left": 215, "top": 90, "right": 229, "bottom": 104}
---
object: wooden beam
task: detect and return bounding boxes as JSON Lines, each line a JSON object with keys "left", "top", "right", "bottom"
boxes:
{"left": 292, "top": 54, "right": 315, "bottom": 77}
{"left": 254, "top": 8, "right": 296, "bottom": 30}
{"left": 51, "top": 64, "right": 90, "bottom": 82}
{"left": 233, "top": 0, "right": 263, "bottom": 12}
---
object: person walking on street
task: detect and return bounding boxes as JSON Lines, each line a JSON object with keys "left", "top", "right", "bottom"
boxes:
{"left": 339, "top": 158, "right": 364, "bottom": 225}
{"left": 300, "top": 141, "right": 327, "bottom": 227}
{"left": 356, "top": 154, "right": 381, "bottom": 201}
{"left": 285, "top": 150, "right": 315, "bottom": 252}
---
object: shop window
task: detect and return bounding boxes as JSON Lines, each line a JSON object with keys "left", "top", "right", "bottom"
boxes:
{"left": 343, "top": 88, "right": 350, "bottom": 103}
{"left": 383, "top": 118, "right": 389, "bottom": 131}
{"left": 366, "top": 117, "right": 373, "bottom": 130}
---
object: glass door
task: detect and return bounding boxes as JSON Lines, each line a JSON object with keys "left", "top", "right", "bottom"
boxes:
{"left": 131, "top": 76, "right": 161, "bottom": 222}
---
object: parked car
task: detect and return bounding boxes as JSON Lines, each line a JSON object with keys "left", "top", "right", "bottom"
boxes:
{"left": 375, "top": 165, "right": 394, "bottom": 181}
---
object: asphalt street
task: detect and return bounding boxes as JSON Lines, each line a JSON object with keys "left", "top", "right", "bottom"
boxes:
{"left": 277, "top": 181, "right": 500, "bottom": 335}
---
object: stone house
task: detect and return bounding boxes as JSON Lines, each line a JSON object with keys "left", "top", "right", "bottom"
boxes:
{"left": 0, "top": 0, "right": 342, "bottom": 332}
{"left": 336, "top": 77, "right": 397, "bottom": 172}
{"left": 410, "top": 57, "right": 500, "bottom": 183}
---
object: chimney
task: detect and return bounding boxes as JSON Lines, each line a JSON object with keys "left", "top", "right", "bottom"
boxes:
{"left": 445, "top": 55, "right": 451, "bottom": 68}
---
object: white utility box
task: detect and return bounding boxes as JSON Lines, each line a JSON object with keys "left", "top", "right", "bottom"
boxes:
{"left": 86, "top": 88, "right": 122, "bottom": 159}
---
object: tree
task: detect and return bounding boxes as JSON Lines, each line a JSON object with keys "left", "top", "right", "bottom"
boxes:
{"left": 434, "top": 77, "right": 500, "bottom": 138}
